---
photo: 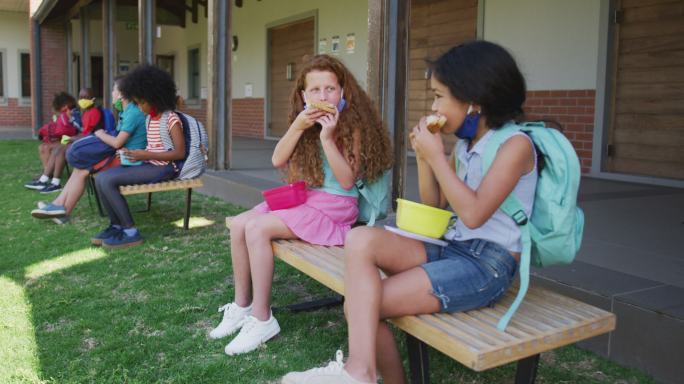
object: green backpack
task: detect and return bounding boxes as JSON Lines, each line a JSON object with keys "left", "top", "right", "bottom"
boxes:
{"left": 355, "top": 170, "right": 391, "bottom": 226}
{"left": 457, "top": 121, "right": 585, "bottom": 331}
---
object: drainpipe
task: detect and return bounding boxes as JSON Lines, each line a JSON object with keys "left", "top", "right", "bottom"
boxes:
{"left": 31, "top": 19, "right": 42, "bottom": 133}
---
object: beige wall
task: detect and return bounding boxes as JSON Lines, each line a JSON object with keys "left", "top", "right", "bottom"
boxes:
{"left": 231, "top": 0, "right": 369, "bottom": 98}
{"left": 0, "top": 11, "right": 30, "bottom": 99}
{"left": 483, "top": 0, "right": 601, "bottom": 90}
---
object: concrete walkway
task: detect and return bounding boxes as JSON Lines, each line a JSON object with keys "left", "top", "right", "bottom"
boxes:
{"left": 198, "top": 137, "right": 683, "bottom": 384}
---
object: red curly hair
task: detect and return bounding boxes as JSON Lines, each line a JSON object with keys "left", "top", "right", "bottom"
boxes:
{"left": 286, "top": 55, "right": 393, "bottom": 187}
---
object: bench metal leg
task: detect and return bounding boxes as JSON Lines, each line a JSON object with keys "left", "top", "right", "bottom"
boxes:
{"left": 146, "top": 192, "right": 153, "bottom": 212}
{"left": 184, "top": 188, "right": 192, "bottom": 230}
{"left": 406, "top": 333, "right": 430, "bottom": 384}
{"left": 273, "top": 295, "right": 344, "bottom": 313}
{"left": 515, "top": 354, "right": 540, "bottom": 384}
{"left": 89, "top": 175, "right": 105, "bottom": 217}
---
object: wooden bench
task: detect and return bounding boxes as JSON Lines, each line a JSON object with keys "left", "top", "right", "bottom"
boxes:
{"left": 90, "top": 177, "right": 203, "bottom": 230}
{"left": 225, "top": 217, "right": 616, "bottom": 384}
{"left": 119, "top": 178, "right": 204, "bottom": 230}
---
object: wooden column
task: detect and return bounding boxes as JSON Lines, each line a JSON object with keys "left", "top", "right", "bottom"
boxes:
{"left": 66, "top": 20, "right": 74, "bottom": 96}
{"left": 207, "top": 0, "right": 232, "bottom": 170}
{"left": 368, "top": 0, "right": 409, "bottom": 207}
{"left": 138, "top": 0, "right": 155, "bottom": 65}
{"left": 80, "top": 6, "right": 91, "bottom": 89}
{"left": 102, "top": 0, "right": 117, "bottom": 107}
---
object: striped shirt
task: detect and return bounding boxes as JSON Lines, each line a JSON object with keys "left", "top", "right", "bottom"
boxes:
{"left": 146, "top": 112, "right": 181, "bottom": 166}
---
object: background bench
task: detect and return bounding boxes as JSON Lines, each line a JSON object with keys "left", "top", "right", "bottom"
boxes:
{"left": 90, "top": 177, "right": 203, "bottom": 230}
{"left": 225, "top": 216, "right": 616, "bottom": 384}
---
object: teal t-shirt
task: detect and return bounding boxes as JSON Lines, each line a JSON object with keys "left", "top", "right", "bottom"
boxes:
{"left": 118, "top": 103, "right": 147, "bottom": 150}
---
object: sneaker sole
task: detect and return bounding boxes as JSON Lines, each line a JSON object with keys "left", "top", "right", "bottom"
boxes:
{"left": 39, "top": 189, "right": 62, "bottom": 194}
{"left": 225, "top": 325, "right": 281, "bottom": 356}
{"left": 51, "top": 218, "right": 68, "bottom": 225}
{"left": 24, "top": 185, "right": 45, "bottom": 190}
{"left": 31, "top": 210, "right": 66, "bottom": 219}
{"left": 102, "top": 239, "right": 144, "bottom": 249}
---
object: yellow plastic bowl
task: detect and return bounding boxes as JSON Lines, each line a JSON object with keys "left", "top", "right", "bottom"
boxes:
{"left": 395, "top": 199, "right": 453, "bottom": 239}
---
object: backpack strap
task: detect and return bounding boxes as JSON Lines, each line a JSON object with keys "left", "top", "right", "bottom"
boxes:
{"left": 480, "top": 122, "right": 535, "bottom": 331}
{"left": 354, "top": 179, "right": 378, "bottom": 226}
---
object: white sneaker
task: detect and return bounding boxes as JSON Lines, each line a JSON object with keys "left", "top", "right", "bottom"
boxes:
{"left": 224, "top": 313, "right": 280, "bottom": 355}
{"left": 281, "top": 350, "right": 375, "bottom": 384}
{"left": 208, "top": 302, "right": 252, "bottom": 340}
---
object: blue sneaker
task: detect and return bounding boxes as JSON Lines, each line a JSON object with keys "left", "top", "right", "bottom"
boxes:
{"left": 40, "top": 184, "right": 62, "bottom": 194}
{"left": 25, "top": 180, "right": 48, "bottom": 190}
{"left": 103, "top": 230, "right": 144, "bottom": 249}
{"left": 91, "top": 225, "right": 121, "bottom": 246}
{"left": 31, "top": 203, "right": 67, "bottom": 219}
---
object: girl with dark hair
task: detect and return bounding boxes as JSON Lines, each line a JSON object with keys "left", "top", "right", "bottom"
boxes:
{"left": 210, "top": 54, "right": 393, "bottom": 356}
{"left": 31, "top": 76, "right": 147, "bottom": 224}
{"left": 284, "top": 41, "right": 536, "bottom": 384}
{"left": 91, "top": 64, "right": 185, "bottom": 248}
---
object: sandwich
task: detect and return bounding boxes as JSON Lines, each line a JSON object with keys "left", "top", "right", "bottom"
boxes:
{"left": 425, "top": 114, "right": 447, "bottom": 133}
{"left": 308, "top": 101, "right": 337, "bottom": 114}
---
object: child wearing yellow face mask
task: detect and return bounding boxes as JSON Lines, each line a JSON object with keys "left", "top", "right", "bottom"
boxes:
{"left": 77, "top": 88, "right": 102, "bottom": 137}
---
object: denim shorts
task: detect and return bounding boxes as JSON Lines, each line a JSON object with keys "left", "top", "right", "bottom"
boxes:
{"left": 421, "top": 239, "right": 518, "bottom": 313}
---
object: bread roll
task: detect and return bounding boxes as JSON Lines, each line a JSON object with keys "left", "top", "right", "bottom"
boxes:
{"left": 308, "top": 101, "right": 337, "bottom": 114}
{"left": 425, "top": 115, "right": 447, "bottom": 133}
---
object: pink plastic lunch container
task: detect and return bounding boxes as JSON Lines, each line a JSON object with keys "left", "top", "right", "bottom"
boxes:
{"left": 262, "top": 181, "right": 307, "bottom": 210}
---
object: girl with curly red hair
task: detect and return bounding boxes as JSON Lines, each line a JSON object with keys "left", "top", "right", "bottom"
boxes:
{"left": 210, "top": 54, "right": 393, "bottom": 356}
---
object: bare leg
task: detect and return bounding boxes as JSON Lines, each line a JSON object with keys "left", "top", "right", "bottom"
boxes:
{"left": 375, "top": 322, "right": 405, "bottom": 384}
{"left": 52, "top": 145, "right": 68, "bottom": 179}
{"left": 42, "top": 143, "right": 61, "bottom": 176}
{"left": 244, "top": 214, "right": 297, "bottom": 321}
{"left": 343, "top": 226, "right": 440, "bottom": 383}
{"left": 38, "top": 143, "right": 50, "bottom": 170}
{"left": 53, "top": 168, "right": 89, "bottom": 214}
{"left": 228, "top": 209, "right": 265, "bottom": 307}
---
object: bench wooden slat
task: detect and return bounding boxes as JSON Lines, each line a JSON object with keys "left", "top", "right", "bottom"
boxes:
{"left": 225, "top": 216, "right": 616, "bottom": 372}
{"left": 119, "top": 178, "right": 204, "bottom": 195}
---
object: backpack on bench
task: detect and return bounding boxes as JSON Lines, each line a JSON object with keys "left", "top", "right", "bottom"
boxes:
{"left": 457, "top": 121, "right": 585, "bottom": 331}
{"left": 156, "top": 111, "right": 209, "bottom": 180}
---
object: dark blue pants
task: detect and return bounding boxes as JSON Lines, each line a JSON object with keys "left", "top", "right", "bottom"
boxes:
{"left": 95, "top": 163, "right": 175, "bottom": 228}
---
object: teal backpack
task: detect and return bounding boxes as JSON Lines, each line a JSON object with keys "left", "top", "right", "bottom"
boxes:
{"left": 355, "top": 170, "right": 391, "bottom": 226}
{"left": 457, "top": 121, "right": 585, "bottom": 331}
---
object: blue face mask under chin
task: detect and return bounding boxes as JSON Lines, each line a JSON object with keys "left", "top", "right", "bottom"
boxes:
{"left": 455, "top": 105, "right": 480, "bottom": 140}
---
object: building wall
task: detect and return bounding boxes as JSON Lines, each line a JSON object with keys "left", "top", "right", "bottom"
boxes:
{"left": 483, "top": 0, "right": 602, "bottom": 172}
{"left": 35, "top": 18, "right": 67, "bottom": 129}
{"left": 0, "top": 11, "right": 32, "bottom": 128}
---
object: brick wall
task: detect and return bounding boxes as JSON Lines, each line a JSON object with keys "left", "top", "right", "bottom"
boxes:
{"left": 523, "top": 90, "right": 596, "bottom": 173}
{"left": 30, "top": 19, "right": 67, "bottom": 130}
{"left": 176, "top": 98, "right": 265, "bottom": 139}
{"left": 179, "top": 99, "right": 208, "bottom": 127}
{"left": 232, "top": 98, "right": 264, "bottom": 138}
{"left": 0, "top": 98, "right": 32, "bottom": 127}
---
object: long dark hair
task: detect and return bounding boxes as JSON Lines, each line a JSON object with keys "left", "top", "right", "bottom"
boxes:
{"left": 429, "top": 40, "right": 526, "bottom": 129}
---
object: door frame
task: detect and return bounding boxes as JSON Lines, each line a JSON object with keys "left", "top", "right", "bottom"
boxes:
{"left": 592, "top": 0, "right": 684, "bottom": 188}
{"left": 264, "top": 10, "right": 318, "bottom": 140}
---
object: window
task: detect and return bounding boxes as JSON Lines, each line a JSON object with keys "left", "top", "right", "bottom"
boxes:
{"left": 156, "top": 55, "right": 175, "bottom": 78}
{"left": 188, "top": 48, "right": 200, "bottom": 100}
{"left": 0, "top": 51, "right": 5, "bottom": 100}
{"left": 20, "top": 52, "right": 30, "bottom": 98}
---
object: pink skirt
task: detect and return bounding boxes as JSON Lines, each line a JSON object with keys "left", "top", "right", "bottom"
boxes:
{"left": 254, "top": 189, "right": 358, "bottom": 246}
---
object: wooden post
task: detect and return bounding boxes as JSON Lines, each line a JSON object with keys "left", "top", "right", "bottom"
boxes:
{"left": 66, "top": 20, "right": 74, "bottom": 96}
{"left": 80, "top": 6, "right": 91, "bottom": 89}
{"left": 207, "top": 0, "right": 232, "bottom": 170}
{"left": 370, "top": 0, "right": 409, "bottom": 207}
{"left": 138, "top": 0, "right": 155, "bottom": 65}
{"left": 102, "top": 0, "right": 116, "bottom": 107}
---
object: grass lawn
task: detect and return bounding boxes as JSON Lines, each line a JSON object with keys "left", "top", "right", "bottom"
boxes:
{"left": 0, "top": 139, "right": 655, "bottom": 384}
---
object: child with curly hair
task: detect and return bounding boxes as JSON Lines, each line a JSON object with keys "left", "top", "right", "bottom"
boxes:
{"left": 210, "top": 54, "right": 393, "bottom": 356}
{"left": 284, "top": 41, "right": 535, "bottom": 384}
{"left": 91, "top": 64, "right": 185, "bottom": 249}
